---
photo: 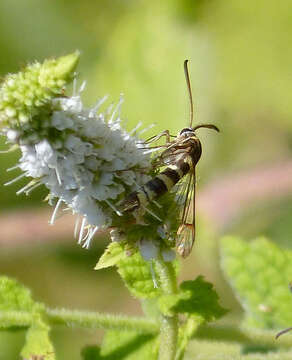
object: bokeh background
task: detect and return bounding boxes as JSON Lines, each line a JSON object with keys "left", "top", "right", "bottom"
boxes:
{"left": 0, "top": 0, "right": 292, "bottom": 358}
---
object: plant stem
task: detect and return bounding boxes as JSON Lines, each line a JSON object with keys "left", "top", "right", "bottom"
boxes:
{"left": 159, "top": 315, "right": 178, "bottom": 360}
{"left": 2, "top": 310, "right": 292, "bottom": 350}
{"left": 196, "top": 323, "right": 292, "bottom": 348}
{"left": 0, "top": 310, "right": 158, "bottom": 334}
{"left": 176, "top": 318, "right": 199, "bottom": 360}
{"left": 46, "top": 308, "right": 158, "bottom": 333}
{"left": 155, "top": 256, "right": 178, "bottom": 360}
{"left": 0, "top": 311, "right": 32, "bottom": 328}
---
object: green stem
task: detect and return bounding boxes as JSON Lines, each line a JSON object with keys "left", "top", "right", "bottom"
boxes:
{"left": 46, "top": 308, "right": 158, "bottom": 333}
{"left": 0, "top": 311, "right": 32, "bottom": 328}
{"left": 2, "top": 309, "right": 291, "bottom": 350}
{"left": 154, "top": 256, "right": 178, "bottom": 360}
{"left": 159, "top": 315, "right": 178, "bottom": 360}
{"left": 0, "top": 309, "right": 158, "bottom": 334}
{"left": 176, "top": 319, "right": 199, "bottom": 360}
{"left": 196, "top": 323, "right": 292, "bottom": 348}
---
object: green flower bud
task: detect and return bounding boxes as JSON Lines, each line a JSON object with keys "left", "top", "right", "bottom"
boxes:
{"left": 0, "top": 51, "right": 80, "bottom": 130}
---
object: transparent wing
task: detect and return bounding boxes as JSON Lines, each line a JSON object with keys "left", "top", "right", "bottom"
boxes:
{"left": 172, "top": 164, "right": 192, "bottom": 206}
{"left": 176, "top": 168, "right": 196, "bottom": 258}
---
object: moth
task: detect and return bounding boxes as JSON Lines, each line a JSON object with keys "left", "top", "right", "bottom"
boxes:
{"left": 120, "top": 60, "right": 219, "bottom": 257}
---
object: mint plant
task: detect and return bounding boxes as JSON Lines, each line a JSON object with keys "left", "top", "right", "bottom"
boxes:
{"left": 221, "top": 236, "right": 292, "bottom": 330}
{"left": 3, "top": 53, "right": 291, "bottom": 360}
{"left": 0, "top": 53, "right": 227, "bottom": 359}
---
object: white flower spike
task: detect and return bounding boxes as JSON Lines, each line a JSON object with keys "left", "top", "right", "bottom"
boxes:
{"left": 4, "top": 93, "right": 151, "bottom": 247}
{"left": 0, "top": 53, "right": 180, "bottom": 259}
{"left": 0, "top": 53, "right": 152, "bottom": 248}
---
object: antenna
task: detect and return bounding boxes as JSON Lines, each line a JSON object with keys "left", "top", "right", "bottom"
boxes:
{"left": 184, "top": 60, "right": 194, "bottom": 127}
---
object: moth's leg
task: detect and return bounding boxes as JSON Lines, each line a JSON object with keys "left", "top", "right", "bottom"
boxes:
{"left": 144, "top": 130, "right": 174, "bottom": 145}
{"left": 165, "top": 141, "right": 191, "bottom": 152}
{"left": 139, "top": 144, "right": 169, "bottom": 150}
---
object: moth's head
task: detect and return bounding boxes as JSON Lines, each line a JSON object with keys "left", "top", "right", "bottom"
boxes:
{"left": 179, "top": 127, "right": 195, "bottom": 137}
{"left": 179, "top": 124, "right": 220, "bottom": 138}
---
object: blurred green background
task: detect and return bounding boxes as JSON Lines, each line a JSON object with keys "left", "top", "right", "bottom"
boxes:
{"left": 0, "top": 0, "right": 292, "bottom": 358}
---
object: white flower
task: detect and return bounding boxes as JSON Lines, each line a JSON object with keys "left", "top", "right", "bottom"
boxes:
{"left": 6, "top": 129, "right": 19, "bottom": 142}
{"left": 3, "top": 89, "right": 152, "bottom": 248}
{"left": 139, "top": 238, "right": 159, "bottom": 261}
{"left": 162, "top": 249, "right": 176, "bottom": 262}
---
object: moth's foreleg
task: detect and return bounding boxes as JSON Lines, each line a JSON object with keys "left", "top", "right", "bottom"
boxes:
{"left": 144, "top": 130, "right": 174, "bottom": 145}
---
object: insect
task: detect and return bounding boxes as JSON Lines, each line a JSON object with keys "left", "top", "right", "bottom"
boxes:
{"left": 120, "top": 60, "right": 219, "bottom": 257}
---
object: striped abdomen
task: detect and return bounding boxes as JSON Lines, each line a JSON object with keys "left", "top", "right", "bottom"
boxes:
{"left": 120, "top": 159, "right": 191, "bottom": 212}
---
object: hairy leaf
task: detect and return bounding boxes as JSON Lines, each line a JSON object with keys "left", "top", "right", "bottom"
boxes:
{"left": 0, "top": 276, "right": 35, "bottom": 312}
{"left": 21, "top": 309, "right": 55, "bottom": 360}
{"left": 100, "top": 330, "right": 158, "bottom": 360}
{"left": 159, "top": 276, "right": 227, "bottom": 321}
{"left": 95, "top": 242, "right": 126, "bottom": 270}
{"left": 221, "top": 236, "right": 292, "bottom": 328}
{"left": 0, "top": 277, "right": 54, "bottom": 358}
{"left": 81, "top": 345, "right": 101, "bottom": 359}
{"left": 117, "top": 250, "right": 161, "bottom": 299}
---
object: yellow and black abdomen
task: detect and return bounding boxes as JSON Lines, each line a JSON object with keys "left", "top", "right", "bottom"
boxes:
{"left": 120, "top": 160, "right": 191, "bottom": 212}
{"left": 120, "top": 134, "right": 202, "bottom": 212}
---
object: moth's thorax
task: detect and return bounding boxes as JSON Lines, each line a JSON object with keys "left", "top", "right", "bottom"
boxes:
{"left": 189, "top": 137, "right": 202, "bottom": 165}
{"left": 177, "top": 128, "right": 202, "bottom": 166}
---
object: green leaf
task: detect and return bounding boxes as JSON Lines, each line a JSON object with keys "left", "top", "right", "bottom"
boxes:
{"left": 0, "top": 277, "right": 55, "bottom": 357}
{"left": 117, "top": 250, "right": 161, "bottom": 299}
{"left": 158, "top": 276, "right": 227, "bottom": 321}
{"left": 186, "top": 336, "right": 292, "bottom": 360}
{"left": 80, "top": 332, "right": 158, "bottom": 360}
{"left": 96, "top": 243, "right": 162, "bottom": 298}
{"left": 81, "top": 331, "right": 158, "bottom": 360}
{"left": 221, "top": 236, "right": 292, "bottom": 328}
{"left": 81, "top": 345, "right": 101, "bottom": 359}
{"left": 99, "top": 330, "right": 158, "bottom": 360}
{"left": 21, "top": 309, "right": 55, "bottom": 360}
{"left": 0, "top": 276, "right": 35, "bottom": 329}
{"left": 95, "top": 242, "right": 127, "bottom": 270}
{"left": 0, "top": 276, "right": 35, "bottom": 312}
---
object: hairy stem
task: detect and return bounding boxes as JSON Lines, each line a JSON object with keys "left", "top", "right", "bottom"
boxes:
{"left": 2, "top": 309, "right": 291, "bottom": 350}
{"left": 176, "top": 319, "right": 199, "bottom": 360}
{"left": 46, "top": 308, "right": 158, "bottom": 333}
{"left": 197, "top": 323, "right": 292, "bottom": 348}
{"left": 155, "top": 256, "right": 178, "bottom": 360}
{"left": 0, "top": 309, "right": 158, "bottom": 333}
{"left": 0, "top": 311, "right": 32, "bottom": 328}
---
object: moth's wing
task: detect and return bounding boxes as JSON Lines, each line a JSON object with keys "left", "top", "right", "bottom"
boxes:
{"left": 191, "top": 168, "right": 196, "bottom": 245}
{"left": 172, "top": 164, "right": 190, "bottom": 207}
{"left": 176, "top": 168, "right": 196, "bottom": 258}
{"left": 150, "top": 143, "right": 180, "bottom": 169}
